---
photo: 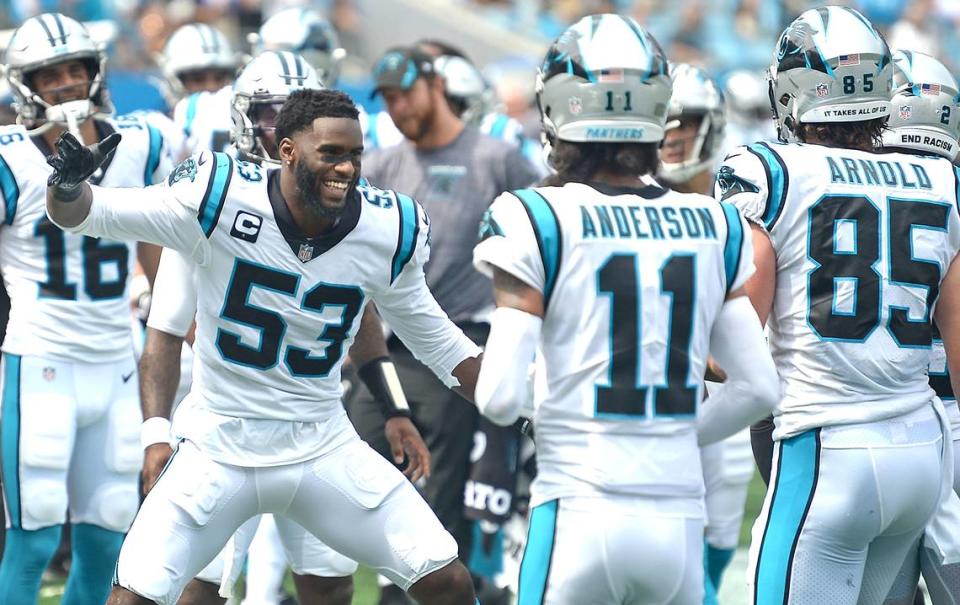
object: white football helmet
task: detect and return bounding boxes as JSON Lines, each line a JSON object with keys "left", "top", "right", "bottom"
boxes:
{"left": 882, "top": 50, "right": 960, "bottom": 161}
{"left": 769, "top": 6, "right": 892, "bottom": 142}
{"left": 231, "top": 51, "right": 323, "bottom": 165}
{"left": 4, "top": 13, "right": 113, "bottom": 136}
{"left": 660, "top": 63, "right": 726, "bottom": 183}
{"left": 536, "top": 13, "right": 671, "bottom": 152}
{"left": 251, "top": 8, "right": 345, "bottom": 86}
{"left": 433, "top": 54, "right": 492, "bottom": 124}
{"left": 160, "top": 23, "right": 239, "bottom": 102}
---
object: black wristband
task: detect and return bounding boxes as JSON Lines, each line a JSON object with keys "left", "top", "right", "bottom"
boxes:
{"left": 358, "top": 356, "right": 411, "bottom": 419}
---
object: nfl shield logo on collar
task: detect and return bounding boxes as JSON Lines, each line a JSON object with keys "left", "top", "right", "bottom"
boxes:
{"left": 298, "top": 243, "right": 314, "bottom": 263}
{"left": 42, "top": 367, "right": 55, "bottom": 381}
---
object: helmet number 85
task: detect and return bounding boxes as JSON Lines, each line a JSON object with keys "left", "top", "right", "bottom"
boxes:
{"left": 842, "top": 74, "right": 873, "bottom": 95}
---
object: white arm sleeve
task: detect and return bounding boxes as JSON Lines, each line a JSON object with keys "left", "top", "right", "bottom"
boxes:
{"left": 146, "top": 248, "right": 198, "bottom": 338}
{"left": 698, "top": 295, "right": 780, "bottom": 446}
{"left": 57, "top": 184, "right": 210, "bottom": 264}
{"left": 475, "top": 307, "right": 541, "bottom": 426}
{"left": 373, "top": 263, "right": 481, "bottom": 388}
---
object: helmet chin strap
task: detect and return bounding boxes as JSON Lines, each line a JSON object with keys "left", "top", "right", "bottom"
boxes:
{"left": 44, "top": 100, "right": 95, "bottom": 145}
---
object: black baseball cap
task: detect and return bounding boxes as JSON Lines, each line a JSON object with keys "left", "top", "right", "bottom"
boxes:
{"left": 370, "top": 46, "right": 435, "bottom": 99}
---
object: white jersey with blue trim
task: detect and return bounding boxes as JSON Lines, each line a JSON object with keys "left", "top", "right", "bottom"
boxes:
{"left": 473, "top": 180, "right": 753, "bottom": 507}
{"left": 0, "top": 117, "right": 171, "bottom": 362}
{"left": 718, "top": 142, "right": 960, "bottom": 440}
{"left": 130, "top": 109, "right": 190, "bottom": 165}
{"left": 174, "top": 86, "right": 235, "bottom": 155}
{"left": 68, "top": 152, "right": 479, "bottom": 465}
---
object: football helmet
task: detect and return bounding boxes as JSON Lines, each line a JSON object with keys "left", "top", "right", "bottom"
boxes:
{"left": 536, "top": 13, "right": 671, "bottom": 153}
{"left": 660, "top": 63, "right": 726, "bottom": 183}
{"left": 882, "top": 50, "right": 960, "bottom": 161}
{"left": 4, "top": 13, "right": 113, "bottom": 136}
{"left": 433, "top": 54, "right": 491, "bottom": 124}
{"left": 769, "top": 6, "right": 892, "bottom": 142}
{"left": 231, "top": 51, "right": 323, "bottom": 165}
{"left": 251, "top": 8, "right": 345, "bottom": 86}
{"left": 160, "top": 23, "right": 239, "bottom": 102}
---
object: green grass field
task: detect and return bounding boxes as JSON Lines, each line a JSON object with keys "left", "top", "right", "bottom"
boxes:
{"left": 38, "top": 472, "right": 770, "bottom": 604}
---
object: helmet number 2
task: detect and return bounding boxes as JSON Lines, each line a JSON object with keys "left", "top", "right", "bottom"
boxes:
{"left": 605, "top": 91, "right": 633, "bottom": 112}
{"left": 842, "top": 74, "right": 872, "bottom": 95}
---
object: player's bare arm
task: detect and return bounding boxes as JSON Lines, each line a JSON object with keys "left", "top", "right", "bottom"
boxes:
{"left": 348, "top": 305, "right": 431, "bottom": 481}
{"left": 743, "top": 223, "right": 776, "bottom": 326}
{"left": 935, "top": 255, "right": 960, "bottom": 398}
{"left": 45, "top": 131, "right": 120, "bottom": 227}
{"left": 139, "top": 328, "right": 182, "bottom": 495}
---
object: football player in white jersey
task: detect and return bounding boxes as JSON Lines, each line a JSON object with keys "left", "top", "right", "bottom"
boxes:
{"left": 659, "top": 62, "right": 753, "bottom": 604}
{"left": 46, "top": 88, "right": 483, "bottom": 605}
{"left": 471, "top": 15, "right": 779, "bottom": 605}
{"left": 145, "top": 51, "right": 430, "bottom": 605}
{"left": 168, "top": 23, "right": 244, "bottom": 156}
{"left": 716, "top": 7, "right": 960, "bottom": 603}
{"left": 0, "top": 13, "right": 173, "bottom": 605}
{"left": 876, "top": 49, "right": 960, "bottom": 605}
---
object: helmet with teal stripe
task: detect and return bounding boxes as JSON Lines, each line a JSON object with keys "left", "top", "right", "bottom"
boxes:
{"left": 535, "top": 13, "right": 671, "bottom": 151}
{"left": 252, "top": 8, "right": 345, "bottom": 86}
{"left": 4, "top": 13, "right": 113, "bottom": 133}
{"left": 769, "top": 6, "right": 892, "bottom": 142}
{"left": 231, "top": 51, "right": 323, "bottom": 165}
{"left": 160, "top": 23, "right": 240, "bottom": 103}
{"left": 882, "top": 50, "right": 960, "bottom": 161}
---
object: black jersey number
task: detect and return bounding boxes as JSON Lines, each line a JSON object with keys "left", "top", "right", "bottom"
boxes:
{"left": 595, "top": 253, "right": 698, "bottom": 419}
{"left": 35, "top": 217, "right": 128, "bottom": 300}
{"left": 807, "top": 195, "right": 949, "bottom": 346}
{"left": 217, "top": 258, "right": 363, "bottom": 376}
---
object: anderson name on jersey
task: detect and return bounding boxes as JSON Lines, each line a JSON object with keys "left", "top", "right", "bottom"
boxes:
{"left": 58, "top": 151, "right": 479, "bottom": 465}
{"left": 718, "top": 142, "right": 960, "bottom": 440}
{"left": 0, "top": 115, "right": 171, "bottom": 362}
{"left": 473, "top": 180, "right": 753, "bottom": 508}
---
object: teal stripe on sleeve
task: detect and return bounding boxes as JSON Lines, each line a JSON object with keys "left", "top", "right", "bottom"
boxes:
{"left": 197, "top": 153, "right": 233, "bottom": 238}
{"left": 390, "top": 193, "right": 419, "bottom": 283}
{"left": 0, "top": 155, "right": 18, "bottom": 225}
{"left": 513, "top": 189, "right": 562, "bottom": 308}
{"left": 746, "top": 143, "right": 789, "bottom": 230}
{"left": 143, "top": 124, "right": 163, "bottom": 186}
{"left": 518, "top": 500, "right": 558, "bottom": 605}
{"left": 490, "top": 114, "right": 508, "bottom": 139}
{"left": 720, "top": 203, "right": 744, "bottom": 293}
{"left": 755, "top": 430, "right": 820, "bottom": 605}
{"left": 183, "top": 93, "right": 200, "bottom": 136}
{"left": 1, "top": 354, "right": 22, "bottom": 529}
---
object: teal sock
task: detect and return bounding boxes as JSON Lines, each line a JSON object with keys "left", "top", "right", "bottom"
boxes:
{"left": 705, "top": 543, "right": 735, "bottom": 592}
{"left": 61, "top": 523, "right": 125, "bottom": 605}
{"left": 0, "top": 525, "right": 62, "bottom": 605}
{"left": 702, "top": 540, "right": 719, "bottom": 605}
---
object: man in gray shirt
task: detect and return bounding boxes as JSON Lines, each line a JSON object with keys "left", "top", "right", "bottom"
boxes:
{"left": 347, "top": 45, "right": 539, "bottom": 605}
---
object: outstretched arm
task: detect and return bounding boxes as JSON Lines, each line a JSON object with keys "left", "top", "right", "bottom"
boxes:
{"left": 45, "top": 132, "right": 119, "bottom": 227}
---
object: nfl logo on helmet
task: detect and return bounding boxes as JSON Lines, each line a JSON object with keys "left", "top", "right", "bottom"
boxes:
{"left": 816, "top": 83, "right": 829, "bottom": 98}
{"left": 899, "top": 105, "right": 912, "bottom": 120}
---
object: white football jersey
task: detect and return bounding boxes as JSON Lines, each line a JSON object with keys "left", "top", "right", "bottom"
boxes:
{"left": 0, "top": 117, "right": 172, "bottom": 362}
{"left": 174, "top": 87, "right": 234, "bottom": 155}
{"left": 130, "top": 109, "right": 190, "bottom": 165}
{"left": 718, "top": 142, "right": 960, "bottom": 440}
{"left": 474, "top": 180, "right": 753, "bottom": 507}
{"left": 72, "top": 152, "right": 479, "bottom": 465}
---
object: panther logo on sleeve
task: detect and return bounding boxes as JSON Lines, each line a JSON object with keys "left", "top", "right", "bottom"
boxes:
{"left": 716, "top": 165, "right": 761, "bottom": 201}
{"left": 168, "top": 157, "right": 198, "bottom": 185}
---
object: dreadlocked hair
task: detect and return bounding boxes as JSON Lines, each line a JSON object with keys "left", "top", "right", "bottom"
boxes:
{"left": 795, "top": 117, "right": 887, "bottom": 151}
{"left": 542, "top": 140, "right": 660, "bottom": 187}
{"left": 275, "top": 89, "right": 359, "bottom": 143}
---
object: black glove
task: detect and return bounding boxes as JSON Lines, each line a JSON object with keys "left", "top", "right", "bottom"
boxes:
{"left": 46, "top": 132, "right": 122, "bottom": 199}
